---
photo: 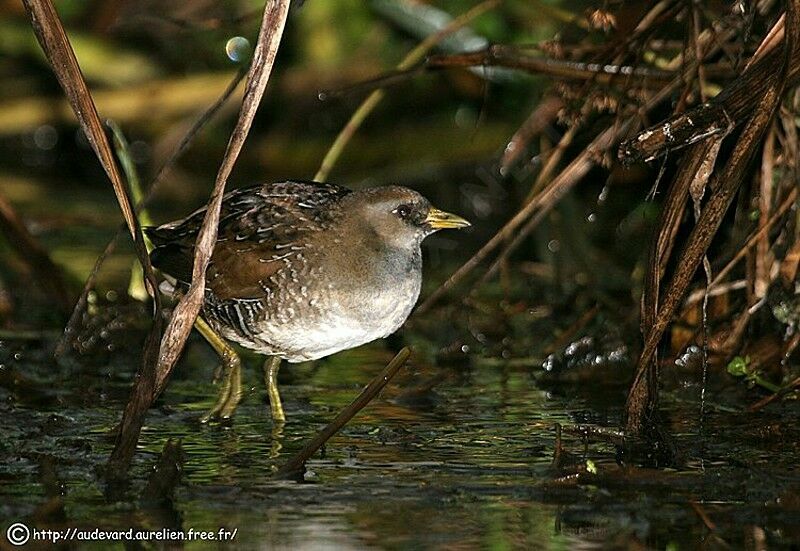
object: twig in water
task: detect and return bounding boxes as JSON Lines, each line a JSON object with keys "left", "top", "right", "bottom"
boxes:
{"left": 748, "top": 371, "right": 800, "bottom": 412}
{"left": 140, "top": 439, "right": 185, "bottom": 506}
{"left": 552, "top": 423, "right": 564, "bottom": 470}
{"left": 275, "top": 347, "right": 411, "bottom": 479}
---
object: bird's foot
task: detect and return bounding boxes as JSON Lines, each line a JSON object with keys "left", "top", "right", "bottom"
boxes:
{"left": 194, "top": 316, "right": 243, "bottom": 423}
{"left": 200, "top": 388, "right": 242, "bottom": 423}
{"left": 200, "top": 360, "right": 242, "bottom": 423}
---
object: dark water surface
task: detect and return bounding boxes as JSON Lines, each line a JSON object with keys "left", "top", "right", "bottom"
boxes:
{"left": 2, "top": 329, "right": 800, "bottom": 550}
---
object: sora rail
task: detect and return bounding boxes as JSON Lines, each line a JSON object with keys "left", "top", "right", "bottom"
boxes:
{"left": 146, "top": 180, "right": 470, "bottom": 423}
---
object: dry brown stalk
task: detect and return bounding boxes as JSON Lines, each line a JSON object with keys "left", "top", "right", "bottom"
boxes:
{"left": 152, "top": 0, "right": 290, "bottom": 396}
{"left": 108, "top": 0, "right": 291, "bottom": 476}
{"left": 620, "top": 12, "right": 800, "bottom": 163}
{"left": 19, "top": 0, "right": 165, "bottom": 476}
{"left": 756, "top": 127, "right": 777, "bottom": 299}
{"left": 625, "top": 1, "right": 798, "bottom": 433}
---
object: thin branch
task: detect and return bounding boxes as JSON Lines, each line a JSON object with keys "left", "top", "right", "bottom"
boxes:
{"left": 425, "top": 45, "right": 683, "bottom": 84}
{"left": 153, "top": 0, "right": 290, "bottom": 396}
{"left": 314, "top": 0, "right": 499, "bottom": 182}
{"left": 0, "top": 190, "right": 72, "bottom": 315}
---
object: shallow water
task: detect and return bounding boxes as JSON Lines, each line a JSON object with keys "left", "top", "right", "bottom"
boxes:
{"left": 2, "top": 330, "right": 800, "bottom": 550}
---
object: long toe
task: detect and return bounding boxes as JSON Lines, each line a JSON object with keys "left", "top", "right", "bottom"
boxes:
{"left": 200, "top": 371, "right": 233, "bottom": 424}
{"left": 218, "top": 362, "right": 243, "bottom": 419}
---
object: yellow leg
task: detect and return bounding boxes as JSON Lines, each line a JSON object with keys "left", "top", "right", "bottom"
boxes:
{"left": 195, "top": 316, "right": 242, "bottom": 423}
{"left": 263, "top": 356, "right": 285, "bottom": 423}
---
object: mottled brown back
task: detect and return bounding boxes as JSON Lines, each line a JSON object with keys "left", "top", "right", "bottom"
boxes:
{"left": 146, "top": 180, "right": 351, "bottom": 300}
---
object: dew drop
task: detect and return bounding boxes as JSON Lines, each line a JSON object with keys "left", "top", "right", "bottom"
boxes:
{"left": 225, "top": 36, "right": 251, "bottom": 63}
{"left": 597, "top": 185, "right": 610, "bottom": 204}
{"left": 33, "top": 125, "right": 58, "bottom": 150}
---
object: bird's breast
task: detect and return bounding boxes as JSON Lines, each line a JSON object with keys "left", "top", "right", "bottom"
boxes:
{"left": 331, "top": 245, "right": 422, "bottom": 328}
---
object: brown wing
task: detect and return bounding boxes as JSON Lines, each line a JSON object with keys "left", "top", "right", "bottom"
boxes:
{"left": 147, "top": 180, "right": 350, "bottom": 300}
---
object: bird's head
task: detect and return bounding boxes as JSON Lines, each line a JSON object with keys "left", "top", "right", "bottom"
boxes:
{"left": 344, "top": 186, "right": 470, "bottom": 250}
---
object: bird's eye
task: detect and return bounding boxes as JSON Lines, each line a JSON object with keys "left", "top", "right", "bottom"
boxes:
{"left": 394, "top": 204, "right": 412, "bottom": 219}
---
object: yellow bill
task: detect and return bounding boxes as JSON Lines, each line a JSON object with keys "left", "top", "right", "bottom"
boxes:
{"left": 425, "top": 207, "right": 471, "bottom": 229}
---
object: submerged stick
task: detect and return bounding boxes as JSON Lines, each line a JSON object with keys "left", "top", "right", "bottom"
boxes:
{"left": 275, "top": 347, "right": 411, "bottom": 478}
{"left": 140, "top": 439, "right": 185, "bottom": 506}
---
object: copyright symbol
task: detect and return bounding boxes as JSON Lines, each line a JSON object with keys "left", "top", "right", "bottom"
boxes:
{"left": 6, "top": 522, "right": 30, "bottom": 546}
